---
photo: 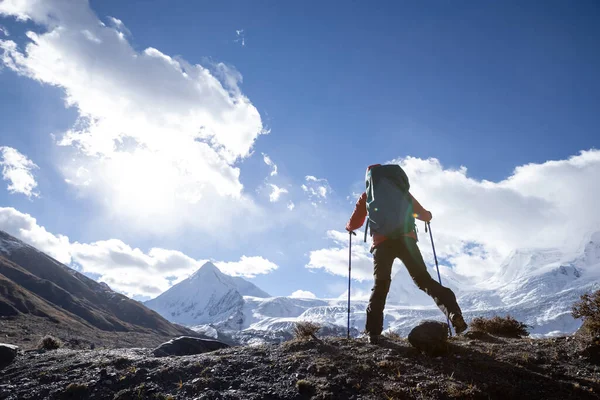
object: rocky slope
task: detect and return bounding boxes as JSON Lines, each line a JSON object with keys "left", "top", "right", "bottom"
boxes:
{"left": 1, "top": 333, "right": 599, "bottom": 399}
{"left": 0, "top": 230, "right": 196, "bottom": 348}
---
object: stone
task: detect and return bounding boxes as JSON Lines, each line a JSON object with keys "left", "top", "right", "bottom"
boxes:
{"left": 153, "top": 336, "right": 229, "bottom": 357}
{"left": 407, "top": 320, "right": 449, "bottom": 355}
{"left": 0, "top": 343, "right": 19, "bottom": 369}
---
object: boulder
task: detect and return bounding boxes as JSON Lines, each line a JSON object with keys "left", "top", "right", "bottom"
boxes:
{"left": 0, "top": 343, "right": 19, "bottom": 369}
{"left": 153, "top": 336, "right": 229, "bottom": 357}
{"left": 408, "top": 320, "right": 449, "bottom": 355}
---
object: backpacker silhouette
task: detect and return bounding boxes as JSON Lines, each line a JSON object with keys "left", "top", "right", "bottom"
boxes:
{"left": 347, "top": 164, "right": 467, "bottom": 344}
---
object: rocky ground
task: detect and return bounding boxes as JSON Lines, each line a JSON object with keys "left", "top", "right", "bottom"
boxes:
{"left": 2, "top": 331, "right": 600, "bottom": 400}
{"left": 0, "top": 315, "right": 197, "bottom": 350}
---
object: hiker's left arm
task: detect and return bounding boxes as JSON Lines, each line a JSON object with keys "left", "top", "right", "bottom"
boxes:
{"left": 410, "top": 194, "right": 432, "bottom": 222}
{"left": 346, "top": 192, "right": 367, "bottom": 231}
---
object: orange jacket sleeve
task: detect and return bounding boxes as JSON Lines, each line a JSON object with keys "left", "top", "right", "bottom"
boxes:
{"left": 346, "top": 192, "right": 367, "bottom": 231}
{"left": 411, "top": 193, "right": 432, "bottom": 222}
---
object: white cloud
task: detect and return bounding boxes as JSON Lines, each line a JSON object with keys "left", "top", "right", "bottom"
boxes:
{"left": 0, "top": 207, "right": 70, "bottom": 263}
{"left": 287, "top": 201, "right": 295, "bottom": 211}
{"left": 0, "top": 207, "right": 279, "bottom": 297}
{"left": 0, "top": 0, "right": 266, "bottom": 236}
{"left": 73, "top": 247, "right": 279, "bottom": 296}
{"left": 235, "top": 29, "right": 245, "bottom": 46}
{"left": 0, "top": 26, "right": 8, "bottom": 36}
{"left": 262, "top": 153, "right": 278, "bottom": 176}
{"left": 0, "top": 146, "right": 39, "bottom": 198}
{"left": 0, "top": 0, "right": 63, "bottom": 23}
{"left": 268, "top": 184, "right": 288, "bottom": 202}
{"left": 393, "top": 150, "right": 600, "bottom": 279}
{"left": 290, "top": 290, "right": 317, "bottom": 299}
{"left": 308, "top": 150, "right": 600, "bottom": 286}
{"left": 215, "top": 255, "right": 278, "bottom": 278}
{"left": 307, "top": 230, "right": 374, "bottom": 281}
{"left": 301, "top": 175, "right": 331, "bottom": 204}
{"left": 69, "top": 240, "right": 204, "bottom": 297}
{"left": 107, "top": 16, "right": 131, "bottom": 38}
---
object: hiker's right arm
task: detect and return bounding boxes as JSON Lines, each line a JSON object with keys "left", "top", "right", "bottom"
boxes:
{"left": 411, "top": 194, "right": 432, "bottom": 222}
{"left": 346, "top": 192, "right": 367, "bottom": 231}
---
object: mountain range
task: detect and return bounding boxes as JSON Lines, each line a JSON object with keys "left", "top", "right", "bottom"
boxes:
{"left": 144, "top": 232, "right": 600, "bottom": 343}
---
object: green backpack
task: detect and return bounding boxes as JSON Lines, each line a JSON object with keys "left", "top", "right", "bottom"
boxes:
{"left": 365, "top": 164, "right": 415, "bottom": 239}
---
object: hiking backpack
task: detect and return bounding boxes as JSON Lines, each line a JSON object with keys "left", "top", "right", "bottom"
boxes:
{"left": 365, "top": 164, "right": 415, "bottom": 239}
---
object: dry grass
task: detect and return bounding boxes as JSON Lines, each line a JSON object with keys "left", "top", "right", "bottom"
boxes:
{"left": 447, "top": 382, "right": 479, "bottom": 398}
{"left": 572, "top": 289, "right": 600, "bottom": 336}
{"left": 294, "top": 321, "right": 321, "bottom": 340}
{"left": 38, "top": 335, "right": 63, "bottom": 350}
{"left": 470, "top": 315, "right": 529, "bottom": 338}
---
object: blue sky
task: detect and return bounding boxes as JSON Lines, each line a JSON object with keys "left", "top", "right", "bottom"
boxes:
{"left": 0, "top": 0, "right": 599, "bottom": 301}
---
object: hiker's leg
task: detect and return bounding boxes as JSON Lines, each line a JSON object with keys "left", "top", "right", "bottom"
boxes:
{"left": 399, "top": 237, "right": 463, "bottom": 320}
{"left": 365, "top": 240, "right": 395, "bottom": 337}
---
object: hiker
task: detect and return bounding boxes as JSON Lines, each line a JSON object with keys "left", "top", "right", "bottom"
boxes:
{"left": 346, "top": 164, "right": 467, "bottom": 344}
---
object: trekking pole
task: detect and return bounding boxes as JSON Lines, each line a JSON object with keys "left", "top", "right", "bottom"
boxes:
{"left": 426, "top": 222, "right": 453, "bottom": 337}
{"left": 348, "top": 230, "right": 356, "bottom": 339}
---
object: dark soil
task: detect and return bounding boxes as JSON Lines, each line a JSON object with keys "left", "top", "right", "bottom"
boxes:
{"left": 2, "top": 333, "right": 600, "bottom": 399}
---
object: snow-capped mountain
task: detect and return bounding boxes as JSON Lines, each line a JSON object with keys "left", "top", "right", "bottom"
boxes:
{"left": 146, "top": 232, "right": 600, "bottom": 344}
{"left": 144, "top": 261, "right": 270, "bottom": 327}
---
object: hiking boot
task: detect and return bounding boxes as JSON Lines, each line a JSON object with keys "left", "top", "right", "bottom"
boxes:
{"left": 451, "top": 314, "right": 468, "bottom": 334}
{"left": 368, "top": 335, "right": 380, "bottom": 345}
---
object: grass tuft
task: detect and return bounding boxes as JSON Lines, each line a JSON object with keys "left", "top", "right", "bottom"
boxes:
{"left": 38, "top": 335, "right": 63, "bottom": 350}
{"left": 470, "top": 315, "right": 529, "bottom": 338}
{"left": 294, "top": 321, "right": 321, "bottom": 340}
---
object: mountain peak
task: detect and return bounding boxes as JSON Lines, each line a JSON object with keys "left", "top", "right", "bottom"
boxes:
{"left": 189, "top": 261, "right": 222, "bottom": 280}
{"left": 145, "top": 259, "right": 270, "bottom": 326}
{"left": 200, "top": 261, "right": 221, "bottom": 273}
{"left": 202, "top": 261, "right": 219, "bottom": 269}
